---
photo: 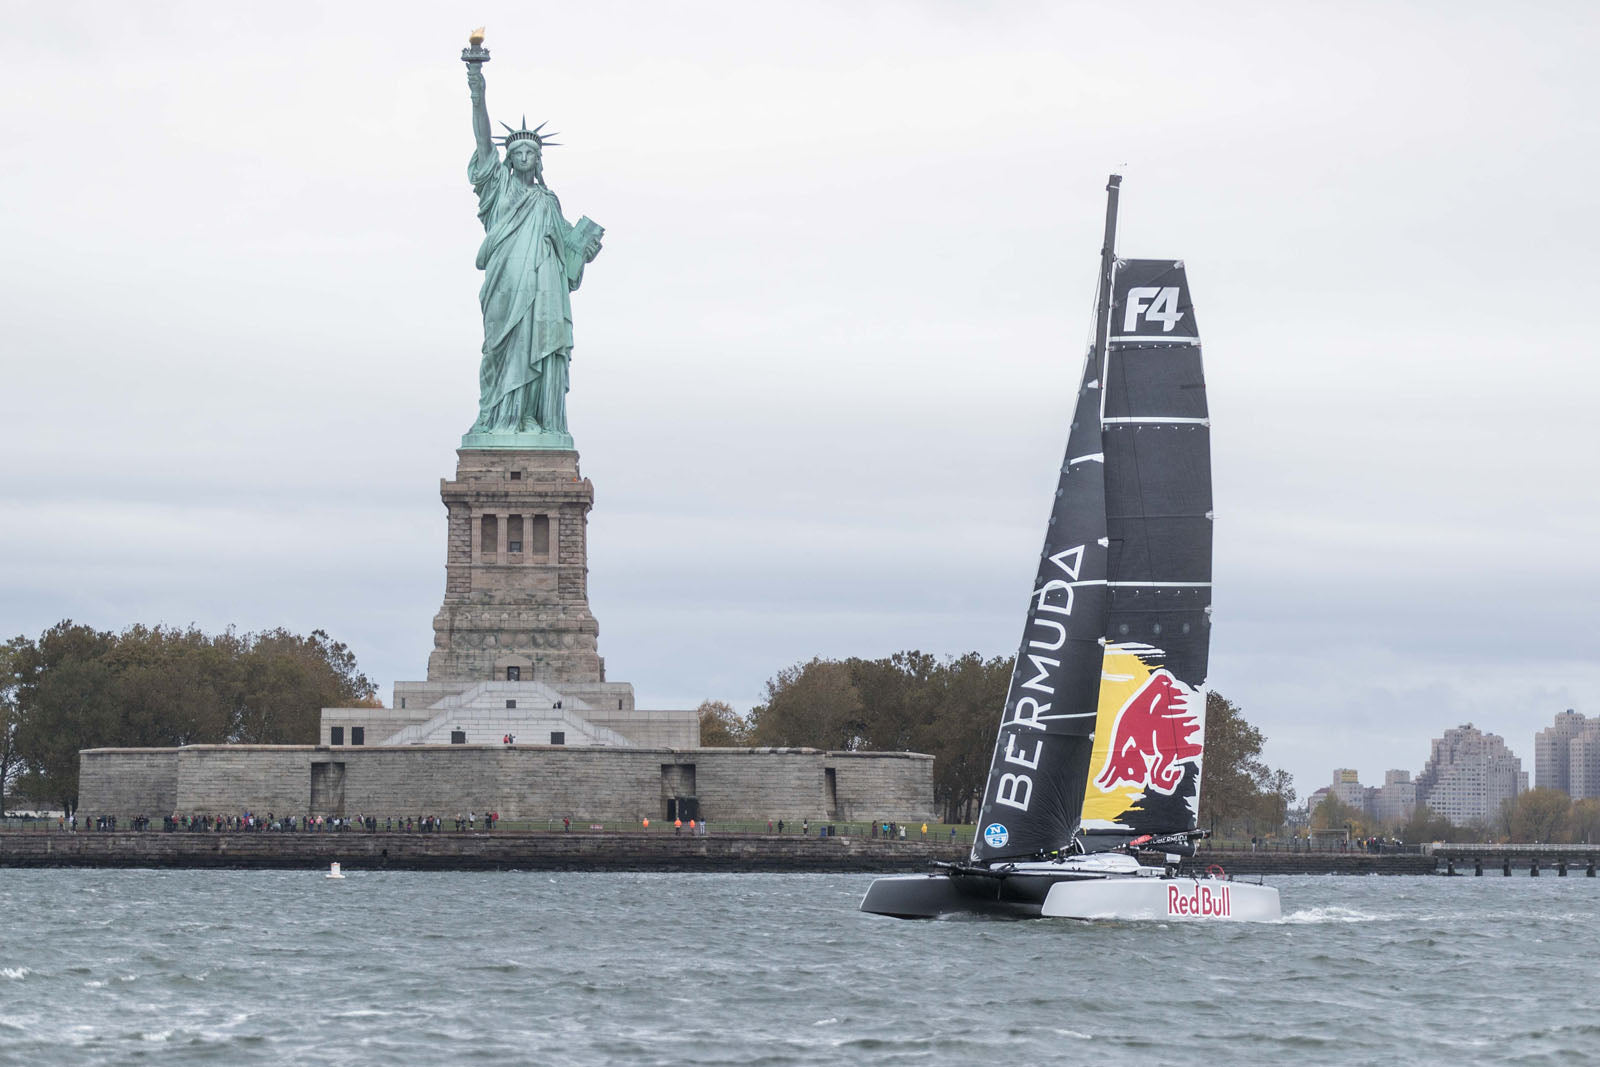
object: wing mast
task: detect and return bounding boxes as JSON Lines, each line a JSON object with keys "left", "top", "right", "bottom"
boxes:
{"left": 968, "top": 175, "right": 1122, "bottom": 863}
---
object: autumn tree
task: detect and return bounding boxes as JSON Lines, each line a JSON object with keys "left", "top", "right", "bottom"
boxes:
{"left": 1312, "top": 792, "right": 1365, "bottom": 835}
{"left": 1568, "top": 798, "right": 1600, "bottom": 844}
{"left": 1504, "top": 788, "right": 1571, "bottom": 843}
{"left": 697, "top": 699, "right": 751, "bottom": 746}
{"left": 1198, "top": 692, "right": 1296, "bottom": 836}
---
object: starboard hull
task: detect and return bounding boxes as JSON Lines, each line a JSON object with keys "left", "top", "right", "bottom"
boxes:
{"left": 1041, "top": 877, "right": 1280, "bottom": 922}
{"left": 860, "top": 863, "right": 1280, "bottom": 923}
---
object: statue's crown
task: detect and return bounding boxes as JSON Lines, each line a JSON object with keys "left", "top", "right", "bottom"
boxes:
{"left": 497, "top": 116, "right": 560, "bottom": 150}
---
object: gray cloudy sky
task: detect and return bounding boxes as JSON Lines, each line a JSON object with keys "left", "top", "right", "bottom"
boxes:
{"left": 3, "top": 2, "right": 1597, "bottom": 796}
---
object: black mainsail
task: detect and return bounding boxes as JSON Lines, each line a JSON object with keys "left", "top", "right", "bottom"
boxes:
{"left": 1079, "top": 257, "right": 1211, "bottom": 840}
{"left": 971, "top": 178, "right": 1213, "bottom": 863}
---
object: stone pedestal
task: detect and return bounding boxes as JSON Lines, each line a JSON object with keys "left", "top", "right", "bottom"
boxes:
{"left": 427, "top": 449, "right": 605, "bottom": 684}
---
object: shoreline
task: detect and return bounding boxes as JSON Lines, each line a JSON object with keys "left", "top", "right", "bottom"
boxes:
{"left": 0, "top": 832, "right": 1443, "bottom": 874}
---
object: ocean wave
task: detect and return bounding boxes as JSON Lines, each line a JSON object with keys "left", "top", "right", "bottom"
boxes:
{"left": 1, "top": 967, "right": 29, "bottom": 980}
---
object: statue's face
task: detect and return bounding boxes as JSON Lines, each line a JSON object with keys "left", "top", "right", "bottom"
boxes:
{"left": 508, "top": 142, "right": 542, "bottom": 175}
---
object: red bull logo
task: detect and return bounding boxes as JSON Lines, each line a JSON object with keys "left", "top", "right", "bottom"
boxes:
{"left": 1093, "top": 669, "right": 1203, "bottom": 795}
{"left": 1168, "top": 883, "right": 1230, "bottom": 918}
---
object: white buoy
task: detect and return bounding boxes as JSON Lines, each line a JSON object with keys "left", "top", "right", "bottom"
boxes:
{"left": 326, "top": 861, "right": 345, "bottom": 879}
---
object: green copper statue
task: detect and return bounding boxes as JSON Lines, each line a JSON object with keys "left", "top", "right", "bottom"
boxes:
{"left": 462, "top": 36, "right": 603, "bottom": 449}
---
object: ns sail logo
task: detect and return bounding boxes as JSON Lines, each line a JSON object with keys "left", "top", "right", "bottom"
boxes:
{"left": 983, "top": 823, "right": 1009, "bottom": 849}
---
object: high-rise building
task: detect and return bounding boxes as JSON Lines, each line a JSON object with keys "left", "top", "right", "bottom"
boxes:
{"left": 1569, "top": 729, "right": 1600, "bottom": 800}
{"left": 1534, "top": 709, "right": 1588, "bottom": 793}
{"left": 1415, "top": 724, "right": 1527, "bottom": 827}
{"left": 1330, "top": 768, "right": 1367, "bottom": 811}
{"left": 1372, "top": 769, "right": 1416, "bottom": 824}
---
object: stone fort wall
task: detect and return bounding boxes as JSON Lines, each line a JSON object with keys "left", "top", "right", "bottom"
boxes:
{"left": 79, "top": 746, "right": 936, "bottom": 824}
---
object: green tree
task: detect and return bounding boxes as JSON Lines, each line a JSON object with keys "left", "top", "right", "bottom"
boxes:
{"left": 748, "top": 658, "right": 865, "bottom": 750}
{"left": 1399, "top": 804, "right": 1449, "bottom": 843}
{"left": 697, "top": 699, "right": 751, "bottom": 746}
{"left": 9, "top": 620, "right": 376, "bottom": 811}
{"left": 11, "top": 622, "right": 119, "bottom": 814}
{"left": 909, "top": 653, "right": 1010, "bottom": 824}
{"left": 0, "top": 637, "right": 25, "bottom": 814}
{"left": 231, "top": 628, "right": 374, "bottom": 744}
{"left": 1505, "top": 788, "right": 1571, "bottom": 843}
{"left": 107, "top": 625, "right": 239, "bottom": 746}
{"left": 748, "top": 650, "right": 1010, "bottom": 821}
{"left": 1397, "top": 804, "right": 1479, "bottom": 844}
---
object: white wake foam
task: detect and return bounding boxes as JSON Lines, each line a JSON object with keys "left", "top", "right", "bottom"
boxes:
{"left": 1277, "top": 906, "right": 1391, "bottom": 924}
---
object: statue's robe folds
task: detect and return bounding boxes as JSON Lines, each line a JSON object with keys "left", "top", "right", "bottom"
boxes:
{"left": 468, "top": 149, "right": 590, "bottom": 434}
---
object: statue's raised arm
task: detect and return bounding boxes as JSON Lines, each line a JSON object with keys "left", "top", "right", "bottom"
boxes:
{"left": 467, "top": 64, "right": 494, "bottom": 163}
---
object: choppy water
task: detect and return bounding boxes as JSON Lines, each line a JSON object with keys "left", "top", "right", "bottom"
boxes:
{"left": 1, "top": 869, "right": 1597, "bottom": 1065}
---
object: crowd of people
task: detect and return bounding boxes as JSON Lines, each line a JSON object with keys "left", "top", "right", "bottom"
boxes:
{"left": 68, "top": 811, "right": 940, "bottom": 838}
{"left": 70, "top": 812, "right": 505, "bottom": 833}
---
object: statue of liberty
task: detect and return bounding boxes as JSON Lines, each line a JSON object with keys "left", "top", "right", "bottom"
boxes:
{"left": 463, "top": 42, "right": 603, "bottom": 447}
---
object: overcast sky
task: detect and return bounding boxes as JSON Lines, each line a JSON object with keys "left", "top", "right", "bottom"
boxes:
{"left": 3, "top": 2, "right": 1597, "bottom": 796}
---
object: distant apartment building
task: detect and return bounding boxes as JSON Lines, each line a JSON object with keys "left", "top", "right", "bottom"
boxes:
{"left": 1415, "top": 723, "right": 1527, "bottom": 826}
{"left": 1310, "top": 768, "right": 1415, "bottom": 825}
{"left": 1570, "top": 730, "right": 1600, "bottom": 800}
{"left": 1306, "top": 786, "right": 1330, "bottom": 815}
{"left": 1372, "top": 770, "right": 1417, "bottom": 824}
{"left": 1330, "top": 768, "right": 1366, "bottom": 809}
{"left": 1533, "top": 709, "right": 1600, "bottom": 798}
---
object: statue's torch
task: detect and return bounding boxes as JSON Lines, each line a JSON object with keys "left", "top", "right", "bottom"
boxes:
{"left": 462, "top": 27, "right": 490, "bottom": 65}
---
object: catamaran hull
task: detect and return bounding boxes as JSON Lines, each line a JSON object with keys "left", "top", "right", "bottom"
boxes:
{"left": 1041, "top": 877, "right": 1280, "bottom": 922}
{"left": 860, "top": 870, "right": 1280, "bottom": 922}
{"left": 857, "top": 871, "right": 1071, "bottom": 919}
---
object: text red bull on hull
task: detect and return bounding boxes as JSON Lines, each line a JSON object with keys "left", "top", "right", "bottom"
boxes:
{"left": 1168, "top": 883, "right": 1230, "bottom": 918}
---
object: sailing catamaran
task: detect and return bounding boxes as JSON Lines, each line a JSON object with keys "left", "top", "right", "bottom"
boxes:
{"left": 860, "top": 176, "right": 1280, "bottom": 921}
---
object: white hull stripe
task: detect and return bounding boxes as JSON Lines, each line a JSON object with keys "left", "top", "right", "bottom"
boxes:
{"left": 1110, "top": 336, "right": 1201, "bottom": 345}
{"left": 1102, "top": 416, "right": 1210, "bottom": 425}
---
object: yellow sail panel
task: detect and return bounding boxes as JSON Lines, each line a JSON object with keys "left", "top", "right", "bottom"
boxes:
{"left": 1079, "top": 643, "right": 1206, "bottom": 832}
